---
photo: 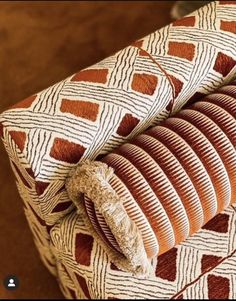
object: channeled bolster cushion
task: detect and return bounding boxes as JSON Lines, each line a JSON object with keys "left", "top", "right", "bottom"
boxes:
{"left": 66, "top": 82, "right": 236, "bottom": 275}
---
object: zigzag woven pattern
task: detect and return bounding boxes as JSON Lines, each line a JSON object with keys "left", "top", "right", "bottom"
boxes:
{"left": 0, "top": 0, "right": 235, "bottom": 298}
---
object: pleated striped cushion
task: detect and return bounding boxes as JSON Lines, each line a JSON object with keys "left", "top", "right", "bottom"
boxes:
{"left": 67, "top": 82, "right": 236, "bottom": 272}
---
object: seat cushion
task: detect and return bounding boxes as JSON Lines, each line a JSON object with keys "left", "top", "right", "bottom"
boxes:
{"left": 50, "top": 204, "right": 236, "bottom": 299}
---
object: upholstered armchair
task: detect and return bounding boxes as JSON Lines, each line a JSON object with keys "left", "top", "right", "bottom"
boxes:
{"left": 1, "top": 1, "right": 235, "bottom": 299}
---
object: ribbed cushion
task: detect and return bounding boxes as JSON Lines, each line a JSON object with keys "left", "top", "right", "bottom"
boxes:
{"left": 66, "top": 82, "right": 236, "bottom": 273}
{"left": 67, "top": 82, "right": 236, "bottom": 271}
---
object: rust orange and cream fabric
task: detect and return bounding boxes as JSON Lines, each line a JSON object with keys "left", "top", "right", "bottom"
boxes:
{"left": 66, "top": 81, "right": 236, "bottom": 275}
{"left": 50, "top": 204, "right": 236, "bottom": 299}
{"left": 0, "top": 0, "right": 236, "bottom": 298}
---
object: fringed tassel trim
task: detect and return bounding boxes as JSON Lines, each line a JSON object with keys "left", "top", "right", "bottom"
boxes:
{"left": 66, "top": 159, "right": 153, "bottom": 277}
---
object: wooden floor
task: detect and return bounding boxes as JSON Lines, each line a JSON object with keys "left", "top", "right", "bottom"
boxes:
{"left": 0, "top": 1, "right": 174, "bottom": 299}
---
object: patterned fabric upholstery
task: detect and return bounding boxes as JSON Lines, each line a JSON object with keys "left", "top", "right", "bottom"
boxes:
{"left": 50, "top": 204, "right": 236, "bottom": 299}
{"left": 0, "top": 0, "right": 235, "bottom": 298}
{"left": 67, "top": 82, "right": 236, "bottom": 273}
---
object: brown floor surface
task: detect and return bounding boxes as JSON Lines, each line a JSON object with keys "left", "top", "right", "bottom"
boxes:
{"left": 0, "top": 1, "right": 174, "bottom": 299}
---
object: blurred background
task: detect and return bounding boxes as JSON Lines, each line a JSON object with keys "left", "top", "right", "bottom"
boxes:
{"left": 0, "top": 1, "right": 174, "bottom": 299}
